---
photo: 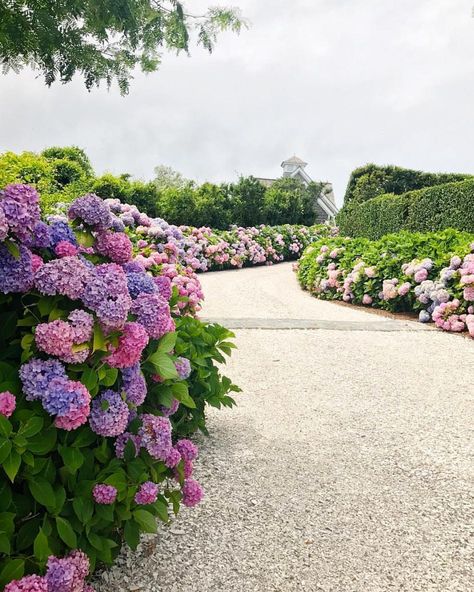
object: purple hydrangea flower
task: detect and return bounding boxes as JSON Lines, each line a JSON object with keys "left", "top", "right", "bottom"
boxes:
{"left": 68, "top": 194, "right": 113, "bottom": 229}
{"left": 182, "top": 478, "right": 203, "bottom": 507}
{"left": 0, "top": 205, "right": 8, "bottom": 241}
{"left": 154, "top": 276, "right": 172, "bottom": 301}
{"left": 95, "top": 231, "right": 133, "bottom": 264}
{"left": 126, "top": 272, "right": 157, "bottom": 299}
{"left": 45, "top": 557, "right": 75, "bottom": 592}
{"left": 89, "top": 390, "right": 129, "bottom": 437}
{"left": 111, "top": 215, "right": 126, "bottom": 232}
{"left": 19, "top": 358, "right": 67, "bottom": 401}
{"left": 34, "top": 256, "right": 92, "bottom": 300}
{"left": 0, "top": 184, "right": 40, "bottom": 241}
{"left": 139, "top": 414, "right": 172, "bottom": 460}
{"left": 164, "top": 447, "right": 181, "bottom": 468}
{"left": 42, "top": 376, "right": 90, "bottom": 418}
{"left": 121, "top": 364, "right": 147, "bottom": 406}
{"left": 175, "top": 357, "right": 191, "bottom": 380}
{"left": 0, "top": 243, "right": 34, "bottom": 294}
{"left": 123, "top": 260, "right": 146, "bottom": 274}
{"left": 92, "top": 484, "right": 117, "bottom": 504}
{"left": 134, "top": 481, "right": 159, "bottom": 505}
{"left": 24, "top": 221, "right": 51, "bottom": 249}
{"left": 175, "top": 439, "right": 198, "bottom": 461}
{"left": 49, "top": 220, "right": 78, "bottom": 247}
{"left": 82, "top": 263, "right": 132, "bottom": 330}
{"left": 131, "top": 293, "right": 173, "bottom": 339}
{"left": 68, "top": 309, "right": 94, "bottom": 344}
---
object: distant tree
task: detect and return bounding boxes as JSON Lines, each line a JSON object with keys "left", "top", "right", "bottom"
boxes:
{"left": 0, "top": 1, "right": 246, "bottom": 94}
{"left": 153, "top": 165, "right": 190, "bottom": 191}
{"left": 195, "top": 183, "right": 232, "bottom": 229}
{"left": 157, "top": 185, "right": 198, "bottom": 225}
{"left": 263, "top": 178, "right": 322, "bottom": 225}
{"left": 225, "top": 176, "right": 266, "bottom": 227}
{"left": 41, "top": 146, "right": 94, "bottom": 177}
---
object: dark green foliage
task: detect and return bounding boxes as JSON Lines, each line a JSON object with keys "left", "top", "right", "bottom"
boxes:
{"left": 92, "top": 174, "right": 160, "bottom": 218}
{"left": 0, "top": 148, "right": 329, "bottom": 226}
{"left": 298, "top": 229, "right": 474, "bottom": 313}
{"left": 41, "top": 147, "right": 94, "bottom": 178}
{"left": 337, "top": 179, "right": 474, "bottom": 239}
{"left": 0, "top": 2, "right": 245, "bottom": 94}
{"left": 263, "top": 178, "right": 324, "bottom": 227}
{"left": 221, "top": 176, "right": 266, "bottom": 227}
{"left": 344, "top": 163, "right": 471, "bottom": 205}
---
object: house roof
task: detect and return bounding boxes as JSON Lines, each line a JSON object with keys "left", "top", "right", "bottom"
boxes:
{"left": 281, "top": 155, "right": 308, "bottom": 167}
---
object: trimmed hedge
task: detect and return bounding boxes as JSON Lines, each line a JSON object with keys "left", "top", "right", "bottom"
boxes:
{"left": 337, "top": 179, "right": 474, "bottom": 239}
{"left": 344, "top": 163, "right": 470, "bottom": 205}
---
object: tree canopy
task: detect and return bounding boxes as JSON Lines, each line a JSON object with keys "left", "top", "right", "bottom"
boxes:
{"left": 0, "top": 1, "right": 245, "bottom": 93}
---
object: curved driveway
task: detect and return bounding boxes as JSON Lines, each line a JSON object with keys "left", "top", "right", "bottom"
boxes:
{"left": 97, "top": 263, "right": 474, "bottom": 592}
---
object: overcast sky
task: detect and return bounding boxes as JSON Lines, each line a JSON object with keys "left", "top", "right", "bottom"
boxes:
{"left": 1, "top": 0, "right": 474, "bottom": 206}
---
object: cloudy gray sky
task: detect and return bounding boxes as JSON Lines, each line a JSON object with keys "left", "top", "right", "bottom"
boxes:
{"left": 1, "top": 0, "right": 474, "bottom": 206}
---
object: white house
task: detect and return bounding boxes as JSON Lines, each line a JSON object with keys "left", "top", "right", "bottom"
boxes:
{"left": 256, "top": 156, "right": 338, "bottom": 222}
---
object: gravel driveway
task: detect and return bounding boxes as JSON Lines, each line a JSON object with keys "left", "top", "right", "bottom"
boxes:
{"left": 96, "top": 263, "right": 474, "bottom": 592}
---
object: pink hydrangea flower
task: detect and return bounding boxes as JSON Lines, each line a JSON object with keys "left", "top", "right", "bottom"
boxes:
{"left": 4, "top": 575, "right": 48, "bottom": 592}
{"left": 106, "top": 322, "right": 149, "bottom": 368}
{"left": 55, "top": 240, "right": 79, "bottom": 257}
{"left": 0, "top": 391, "right": 16, "bottom": 418}
{"left": 93, "top": 484, "right": 118, "bottom": 504}
{"left": 134, "top": 481, "right": 159, "bottom": 505}
{"left": 182, "top": 478, "right": 203, "bottom": 507}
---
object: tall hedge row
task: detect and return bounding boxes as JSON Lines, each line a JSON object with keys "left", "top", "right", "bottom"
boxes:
{"left": 344, "top": 163, "right": 470, "bottom": 205}
{"left": 337, "top": 179, "right": 474, "bottom": 239}
{"left": 0, "top": 149, "right": 329, "bottom": 229}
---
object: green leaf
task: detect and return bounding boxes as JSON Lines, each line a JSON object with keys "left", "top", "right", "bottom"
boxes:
{"left": 33, "top": 529, "right": 51, "bottom": 562}
{"left": 81, "top": 367, "right": 98, "bottom": 391}
{"left": 124, "top": 520, "right": 140, "bottom": 550}
{"left": 0, "top": 533, "right": 10, "bottom": 554}
{"left": 0, "top": 416, "right": 12, "bottom": 438}
{"left": 27, "top": 426, "right": 57, "bottom": 454}
{"left": 73, "top": 497, "right": 94, "bottom": 524}
{"left": 0, "top": 481, "right": 12, "bottom": 511}
{"left": 95, "top": 504, "right": 114, "bottom": 523}
{"left": 154, "top": 498, "right": 169, "bottom": 523}
{"left": 16, "top": 516, "right": 41, "bottom": 551}
{"left": 37, "top": 296, "right": 55, "bottom": 317}
{"left": 3, "top": 450, "right": 21, "bottom": 482}
{"left": 148, "top": 352, "right": 178, "bottom": 380}
{"left": 0, "top": 559, "right": 24, "bottom": 587}
{"left": 71, "top": 427, "right": 97, "bottom": 448}
{"left": 133, "top": 509, "right": 157, "bottom": 533}
{"left": 59, "top": 446, "right": 85, "bottom": 472}
{"left": 157, "top": 332, "right": 177, "bottom": 353}
{"left": 18, "top": 416, "right": 44, "bottom": 438}
{"left": 0, "top": 437, "right": 12, "bottom": 464}
{"left": 5, "top": 240, "right": 20, "bottom": 259}
{"left": 29, "top": 479, "right": 55, "bottom": 507}
{"left": 101, "top": 367, "right": 118, "bottom": 387}
{"left": 56, "top": 516, "right": 77, "bottom": 548}
{"left": 93, "top": 323, "right": 108, "bottom": 352}
{"left": 172, "top": 382, "right": 196, "bottom": 409}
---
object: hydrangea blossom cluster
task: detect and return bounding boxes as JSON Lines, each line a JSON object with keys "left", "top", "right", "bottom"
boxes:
{"left": 20, "top": 359, "right": 91, "bottom": 430}
{"left": 0, "top": 184, "right": 40, "bottom": 241}
{"left": 1, "top": 186, "right": 221, "bottom": 589}
{"left": 299, "top": 234, "right": 474, "bottom": 339}
{"left": 5, "top": 550, "right": 92, "bottom": 592}
{"left": 92, "top": 484, "right": 118, "bottom": 504}
{"left": 89, "top": 390, "right": 129, "bottom": 437}
{"left": 134, "top": 481, "right": 159, "bottom": 505}
{"left": 0, "top": 391, "right": 16, "bottom": 417}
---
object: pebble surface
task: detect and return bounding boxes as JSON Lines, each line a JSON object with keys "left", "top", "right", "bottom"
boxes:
{"left": 94, "top": 263, "right": 474, "bottom": 592}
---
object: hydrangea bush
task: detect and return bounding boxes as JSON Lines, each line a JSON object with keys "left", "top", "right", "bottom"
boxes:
{"left": 0, "top": 185, "right": 239, "bottom": 590}
{"left": 297, "top": 229, "right": 474, "bottom": 337}
{"left": 90, "top": 198, "right": 335, "bottom": 284}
